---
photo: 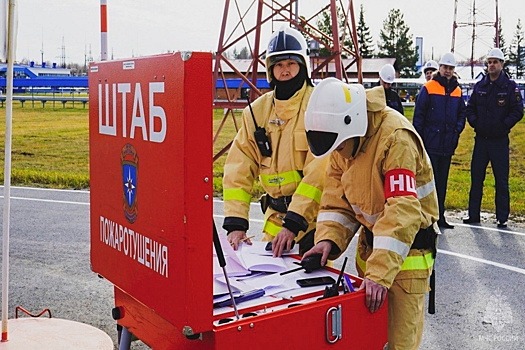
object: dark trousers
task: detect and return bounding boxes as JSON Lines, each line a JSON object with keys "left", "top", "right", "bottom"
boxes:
{"left": 467, "top": 136, "right": 510, "bottom": 222}
{"left": 428, "top": 153, "right": 452, "bottom": 221}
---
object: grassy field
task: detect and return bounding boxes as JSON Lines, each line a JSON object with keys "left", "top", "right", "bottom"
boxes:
{"left": 0, "top": 102, "right": 523, "bottom": 217}
{"left": 0, "top": 102, "right": 89, "bottom": 189}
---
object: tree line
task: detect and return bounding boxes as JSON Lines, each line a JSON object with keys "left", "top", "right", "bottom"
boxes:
{"left": 231, "top": 5, "right": 525, "bottom": 79}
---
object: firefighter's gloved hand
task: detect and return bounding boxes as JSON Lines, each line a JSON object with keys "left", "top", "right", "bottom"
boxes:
{"left": 302, "top": 240, "right": 332, "bottom": 266}
{"left": 272, "top": 228, "right": 295, "bottom": 257}
{"left": 227, "top": 230, "right": 250, "bottom": 251}
{"left": 360, "top": 278, "right": 387, "bottom": 313}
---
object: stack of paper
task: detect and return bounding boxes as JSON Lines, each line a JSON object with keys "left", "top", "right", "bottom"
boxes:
{"left": 213, "top": 235, "right": 296, "bottom": 277}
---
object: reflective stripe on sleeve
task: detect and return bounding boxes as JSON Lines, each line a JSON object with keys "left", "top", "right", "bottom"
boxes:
{"left": 317, "top": 212, "right": 361, "bottom": 233}
{"left": 263, "top": 219, "right": 282, "bottom": 236}
{"left": 373, "top": 236, "right": 410, "bottom": 259}
{"left": 223, "top": 188, "right": 252, "bottom": 203}
{"left": 355, "top": 248, "right": 367, "bottom": 275}
{"left": 400, "top": 252, "right": 434, "bottom": 271}
{"left": 295, "top": 182, "right": 322, "bottom": 203}
{"left": 350, "top": 204, "right": 380, "bottom": 225}
{"left": 416, "top": 180, "right": 436, "bottom": 199}
{"left": 260, "top": 170, "right": 302, "bottom": 187}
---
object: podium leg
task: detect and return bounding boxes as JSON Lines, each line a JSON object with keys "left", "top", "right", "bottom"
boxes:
{"left": 118, "top": 327, "right": 132, "bottom": 350}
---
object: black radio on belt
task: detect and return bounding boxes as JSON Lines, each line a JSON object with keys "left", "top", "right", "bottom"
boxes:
{"left": 247, "top": 97, "right": 272, "bottom": 157}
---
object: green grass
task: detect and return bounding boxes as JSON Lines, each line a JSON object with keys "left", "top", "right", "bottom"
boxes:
{"left": 1, "top": 103, "right": 524, "bottom": 217}
{"left": 0, "top": 102, "right": 89, "bottom": 189}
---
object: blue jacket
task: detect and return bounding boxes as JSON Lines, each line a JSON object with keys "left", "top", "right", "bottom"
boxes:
{"left": 413, "top": 73, "right": 466, "bottom": 156}
{"left": 466, "top": 72, "right": 524, "bottom": 139}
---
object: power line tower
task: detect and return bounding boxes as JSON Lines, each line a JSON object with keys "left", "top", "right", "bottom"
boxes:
{"left": 213, "top": 0, "right": 361, "bottom": 161}
{"left": 40, "top": 28, "right": 44, "bottom": 66}
{"left": 60, "top": 36, "right": 66, "bottom": 68}
{"left": 451, "top": 0, "right": 499, "bottom": 78}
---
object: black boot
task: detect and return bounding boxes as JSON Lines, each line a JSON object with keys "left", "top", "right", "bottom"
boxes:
{"left": 462, "top": 217, "right": 480, "bottom": 224}
{"left": 438, "top": 219, "right": 454, "bottom": 229}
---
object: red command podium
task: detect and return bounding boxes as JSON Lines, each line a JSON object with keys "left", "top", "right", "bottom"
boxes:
{"left": 89, "top": 52, "right": 387, "bottom": 350}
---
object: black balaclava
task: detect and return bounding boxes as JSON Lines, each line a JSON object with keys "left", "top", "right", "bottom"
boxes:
{"left": 271, "top": 64, "right": 308, "bottom": 100}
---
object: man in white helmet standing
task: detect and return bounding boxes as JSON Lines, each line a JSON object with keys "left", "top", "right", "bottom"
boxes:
{"left": 379, "top": 63, "right": 404, "bottom": 115}
{"left": 463, "top": 48, "right": 523, "bottom": 227}
{"left": 422, "top": 60, "right": 439, "bottom": 81}
{"left": 415, "top": 60, "right": 440, "bottom": 102}
{"left": 303, "top": 78, "right": 439, "bottom": 349}
{"left": 413, "top": 52, "right": 466, "bottom": 229}
{"left": 223, "top": 26, "right": 328, "bottom": 256}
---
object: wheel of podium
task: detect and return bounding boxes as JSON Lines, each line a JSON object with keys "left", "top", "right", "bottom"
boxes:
{"left": 0, "top": 318, "right": 113, "bottom": 349}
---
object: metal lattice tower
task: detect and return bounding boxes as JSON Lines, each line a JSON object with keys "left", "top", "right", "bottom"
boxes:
{"left": 451, "top": 0, "right": 499, "bottom": 77}
{"left": 213, "top": 0, "right": 361, "bottom": 161}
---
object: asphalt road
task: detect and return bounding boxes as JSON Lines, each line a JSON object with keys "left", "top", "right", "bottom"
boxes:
{"left": 1, "top": 187, "right": 524, "bottom": 349}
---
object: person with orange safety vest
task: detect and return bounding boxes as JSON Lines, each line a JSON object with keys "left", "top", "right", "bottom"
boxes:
{"left": 413, "top": 52, "right": 466, "bottom": 229}
{"left": 302, "top": 78, "right": 439, "bottom": 350}
{"left": 222, "top": 26, "right": 328, "bottom": 257}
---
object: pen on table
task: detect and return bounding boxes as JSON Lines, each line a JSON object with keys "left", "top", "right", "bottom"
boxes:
{"left": 344, "top": 274, "right": 355, "bottom": 293}
{"left": 213, "top": 289, "right": 265, "bottom": 308}
{"left": 240, "top": 235, "right": 255, "bottom": 243}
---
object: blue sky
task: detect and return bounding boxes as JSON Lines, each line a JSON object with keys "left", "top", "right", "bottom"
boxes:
{"left": 15, "top": 0, "right": 522, "bottom": 66}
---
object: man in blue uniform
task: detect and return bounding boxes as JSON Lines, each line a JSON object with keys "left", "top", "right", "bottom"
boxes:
{"left": 463, "top": 48, "right": 524, "bottom": 227}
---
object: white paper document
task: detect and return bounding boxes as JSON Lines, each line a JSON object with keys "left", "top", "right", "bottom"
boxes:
{"left": 238, "top": 248, "right": 287, "bottom": 273}
{"left": 241, "top": 241, "right": 299, "bottom": 256}
{"left": 213, "top": 234, "right": 290, "bottom": 276}
{"left": 213, "top": 233, "right": 250, "bottom": 277}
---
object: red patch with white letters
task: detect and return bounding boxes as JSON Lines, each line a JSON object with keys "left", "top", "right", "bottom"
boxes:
{"left": 384, "top": 168, "right": 417, "bottom": 199}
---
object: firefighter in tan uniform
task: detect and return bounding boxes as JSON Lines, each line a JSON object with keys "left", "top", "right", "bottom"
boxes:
{"left": 223, "top": 26, "right": 328, "bottom": 256}
{"left": 303, "top": 78, "right": 439, "bottom": 349}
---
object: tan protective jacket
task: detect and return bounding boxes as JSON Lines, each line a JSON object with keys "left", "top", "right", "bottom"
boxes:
{"left": 315, "top": 86, "right": 439, "bottom": 288}
{"left": 223, "top": 84, "right": 328, "bottom": 240}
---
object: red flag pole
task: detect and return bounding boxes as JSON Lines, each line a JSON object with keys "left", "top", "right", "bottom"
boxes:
{"left": 100, "top": 0, "right": 107, "bottom": 61}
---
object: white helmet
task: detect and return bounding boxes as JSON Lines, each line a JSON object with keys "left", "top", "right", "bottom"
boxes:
{"left": 379, "top": 64, "right": 396, "bottom": 84}
{"left": 265, "top": 26, "right": 311, "bottom": 83}
{"left": 305, "top": 78, "right": 368, "bottom": 158}
{"left": 486, "top": 48, "right": 505, "bottom": 62}
{"left": 439, "top": 52, "right": 457, "bottom": 67}
{"left": 423, "top": 60, "right": 439, "bottom": 73}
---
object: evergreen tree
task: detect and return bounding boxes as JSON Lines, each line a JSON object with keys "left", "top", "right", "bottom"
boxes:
{"left": 238, "top": 47, "right": 251, "bottom": 59}
{"left": 509, "top": 19, "right": 525, "bottom": 79}
{"left": 231, "top": 46, "right": 251, "bottom": 59}
{"left": 316, "top": 7, "right": 354, "bottom": 58}
{"left": 377, "top": 9, "right": 418, "bottom": 77}
{"left": 357, "top": 4, "right": 374, "bottom": 58}
{"left": 316, "top": 10, "right": 333, "bottom": 57}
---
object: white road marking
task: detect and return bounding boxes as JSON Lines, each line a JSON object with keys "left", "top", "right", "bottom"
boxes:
{"left": 3, "top": 186, "right": 89, "bottom": 194}
{"left": 438, "top": 249, "right": 525, "bottom": 275}
{"left": 455, "top": 222, "right": 525, "bottom": 236}
{"left": 0, "top": 195, "right": 88, "bottom": 206}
